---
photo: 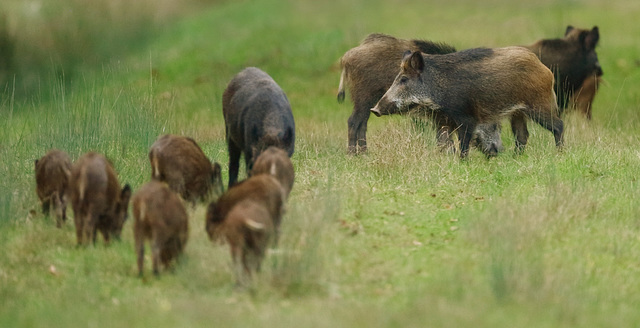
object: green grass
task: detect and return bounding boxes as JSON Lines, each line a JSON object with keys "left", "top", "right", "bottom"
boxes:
{"left": 1, "top": 0, "right": 640, "bottom": 327}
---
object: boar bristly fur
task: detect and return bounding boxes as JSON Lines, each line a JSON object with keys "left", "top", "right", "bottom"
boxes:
{"left": 133, "top": 181, "right": 189, "bottom": 276}
{"left": 205, "top": 174, "right": 285, "bottom": 285}
{"left": 35, "top": 149, "right": 72, "bottom": 228}
{"left": 223, "top": 67, "right": 295, "bottom": 189}
{"left": 149, "top": 134, "right": 223, "bottom": 204}
{"left": 526, "top": 26, "right": 601, "bottom": 117}
{"left": 371, "top": 47, "right": 563, "bottom": 158}
{"left": 251, "top": 146, "right": 294, "bottom": 198}
{"left": 337, "top": 33, "right": 501, "bottom": 156}
{"left": 69, "top": 152, "right": 131, "bottom": 246}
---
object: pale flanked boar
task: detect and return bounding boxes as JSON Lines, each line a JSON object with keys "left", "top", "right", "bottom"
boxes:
{"left": 337, "top": 33, "right": 502, "bottom": 156}
{"left": 205, "top": 174, "right": 285, "bottom": 285}
{"left": 222, "top": 67, "right": 295, "bottom": 189}
{"left": 251, "top": 146, "right": 294, "bottom": 198}
{"left": 371, "top": 48, "right": 563, "bottom": 158}
{"left": 132, "top": 181, "right": 188, "bottom": 276}
{"left": 526, "top": 26, "right": 602, "bottom": 117}
{"left": 69, "top": 152, "right": 131, "bottom": 246}
{"left": 149, "top": 134, "right": 223, "bottom": 204}
{"left": 35, "top": 149, "right": 72, "bottom": 227}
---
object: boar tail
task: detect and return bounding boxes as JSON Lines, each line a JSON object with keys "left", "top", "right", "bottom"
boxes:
{"left": 269, "top": 162, "right": 277, "bottom": 177}
{"left": 150, "top": 149, "right": 161, "bottom": 179}
{"left": 245, "top": 218, "right": 266, "bottom": 231}
{"left": 78, "top": 165, "right": 87, "bottom": 202}
{"left": 337, "top": 68, "right": 347, "bottom": 103}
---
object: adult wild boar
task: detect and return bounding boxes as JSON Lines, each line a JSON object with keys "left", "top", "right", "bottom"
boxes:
{"left": 69, "top": 152, "right": 131, "bottom": 246}
{"left": 132, "top": 181, "right": 188, "bottom": 276}
{"left": 205, "top": 174, "right": 285, "bottom": 285}
{"left": 525, "top": 26, "right": 602, "bottom": 117}
{"left": 371, "top": 48, "right": 563, "bottom": 158}
{"left": 337, "top": 33, "right": 502, "bottom": 156}
{"left": 251, "top": 146, "right": 294, "bottom": 198}
{"left": 223, "top": 67, "right": 295, "bottom": 189}
{"left": 35, "top": 149, "right": 72, "bottom": 227}
{"left": 149, "top": 134, "right": 223, "bottom": 204}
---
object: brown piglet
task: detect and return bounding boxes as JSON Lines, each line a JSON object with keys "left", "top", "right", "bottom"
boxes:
{"left": 35, "top": 149, "right": 72, "bottom": 227}
{"left": 69, "top": 152, "right": 131, "bottom": 246}
{"left": 132, "top": 181, "right": 189, "bottom": 276}
{"left": 205, "top": 174, "right": 285, "bottom": 285}
{"left": 251, "top": 146, "right": 294, "bottom": 198}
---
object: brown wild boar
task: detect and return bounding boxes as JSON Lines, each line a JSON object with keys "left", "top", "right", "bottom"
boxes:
{"left": 525, "top": 26, "right": 602, "bottom": 117}
{"left": 205, "top": 174, "right": 285, "bottom": 285}
{"left": 251, "top": 146, "right": 294, "bottom": 198}
{"left": 132, "top": 181, "right": 188, "bottom": 276}
{"left": 337, "top": 33, "right": 502, "bottom": 156}
{"left": 222, "top": 67, "right": 295, "bottom": 189}
{"left": 371, "top": 48, "right": 563, "bottom": 158}
{"left": 149, "top": 134, "right": 223, "bottom": 204}
{"left": 35, "top": 149, "right": 72, "bottom": 227}
{"left": 69, "top": 152, "right": 131, "bottom": 246}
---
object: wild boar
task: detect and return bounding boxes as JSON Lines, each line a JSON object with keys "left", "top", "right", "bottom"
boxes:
{"left": 222, "top": 67, "right": 295, "bottom": 189}
{"left": 371, "top": 48, "right": 563, "bottom": 158}
{"left": 571, "top": 75, "right": 600, "bottom": 120}
{"left": 251, "top": 146, "right": 294, "bottom": 198}
{"left": 205, "top": 174, "right": 285, "bottom": 285}
{"left": 337, "top": 33, "right": 502, "bottom": 156}
{"left": 149, "top": 134, "right": 223, "bottom": 204}
{"left": 525, "top": 26, "right": 602, "bottom": 117}
{"left": 132, "top": 181, "right": 188, "bottom": 276}
{"left": 35, "top": 149, "right": 72, "bottom": 227}
{"left": 69, "top": 152, "right": 131, "bottom": 246}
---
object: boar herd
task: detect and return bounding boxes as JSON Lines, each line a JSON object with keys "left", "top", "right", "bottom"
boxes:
{"left": 34, "top": 26, "right": 601, "bottom": 285}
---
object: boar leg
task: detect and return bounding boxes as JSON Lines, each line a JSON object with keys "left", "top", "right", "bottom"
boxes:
{"left": 527, "top": 107, "right": 564, "bottom": 149}
{"left": 74, "top": 212, "right": 84, "bottom": 246}
{"left": 52, "top": 192, "right": 63, "bottom": 228}
{"left": 432, "top": 112, "right": 456, "bottom": 153}
{"left": 510, "top": 113, "right": 529, "bottom": 154}
{"left": 228, "top": 141, "right": 241, "bottom": 188}
{"left": 135, "top": 234, "right": 145, "bottom": 276}
{"left": 457, "top": 122, "right": 476, "bottom": 159}
{"left": 347, "top": 101, "right": 372, "bottom": 154}
{"left": 41, "top": 199, "right": 51, "bottom": 215}
{"left": 151, "top": 237, "right": 161, "bottom": 276}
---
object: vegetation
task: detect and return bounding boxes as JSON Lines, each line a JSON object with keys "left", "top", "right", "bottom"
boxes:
{"left": 1, "top": 0, "right": 639, "bottom": 326}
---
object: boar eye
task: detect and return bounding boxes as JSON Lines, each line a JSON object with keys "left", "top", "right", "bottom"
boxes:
{"left": 399, "top": 76, "right": 409, "bottom": 84}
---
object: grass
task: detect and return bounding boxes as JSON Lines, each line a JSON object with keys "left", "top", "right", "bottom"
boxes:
{"left": 1, "top": 0, "right": 640, "bottom": 326}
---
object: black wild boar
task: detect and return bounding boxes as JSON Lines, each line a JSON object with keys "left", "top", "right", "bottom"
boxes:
{"left": 525, "top": 26, "right": 602, "bottom": 117}
{"left": 222, "top": 67, "right": 295, "bottom": 189}
{"left": 132, "top": 181, "right": 189, "bottom": 276}
{"left": 337, "top": 33, "right": 502, "bottom": 156}
{"left": 251, "top": 146, "right": 294, "bottom": 198}
{"left": 205, "top": 174, "right": 285, "bottom": 285}
{"left": 371, "top": 48, "right": 563, "bottom": 158}
{"left": 69, "top": 152, "right": 131, "bottom": 246}
{"left": 35, "top": 149, "right": 72, "bottom": 227}
{"left": 149, "top": 134, "right": 223, "bottom": 204}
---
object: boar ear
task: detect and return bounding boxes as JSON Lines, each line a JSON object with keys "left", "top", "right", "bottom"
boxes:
{"left": 564, "top": 25, "right": 575, "bottom": 37}
{"left": 408, "top": 51, "right": 424, "bottom": 73}
{"left": 584, "top": 26, "right": 599, "bottom": 50}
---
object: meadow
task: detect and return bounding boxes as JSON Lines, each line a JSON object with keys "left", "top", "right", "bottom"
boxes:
{"left": 1, "top": 0, "right": 640, "bottom": 326}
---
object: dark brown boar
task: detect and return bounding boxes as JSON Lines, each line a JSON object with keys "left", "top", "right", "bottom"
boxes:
{"left": 149, "top": 134, "right": 223, "bottom": 204}
{"left": 205, "top": 174, "right": 285, "bottom": 285}
{"left": 251, "top": 146, "right": 294, "bottom": 198}
{"left": 222, "top": 67, "right": 295, "bottom": 189}
{"left": 132, "top": 181, "right": 188, "bottom": 276}
{"left": 35, "top": 149, "right": 72, "bottom": 227}
{"left": 371, "top": 47, "right": 563, "bottom": 158}
{"left": 69, "top": 152, "right": 131, "bottom": 246}
{"left": 337, "top": 33, "right": 502, "bottom": 157}
{"left": 525, "top": 26, "right": 602, "bottom": 117}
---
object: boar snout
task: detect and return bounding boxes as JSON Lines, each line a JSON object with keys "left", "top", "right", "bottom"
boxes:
{"left": 370, "top": 106, "right": 382, "bottom": 117}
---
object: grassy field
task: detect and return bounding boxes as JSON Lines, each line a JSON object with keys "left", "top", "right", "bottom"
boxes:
{"left": 1, "top": 0, "right": 640, "bottom": 326}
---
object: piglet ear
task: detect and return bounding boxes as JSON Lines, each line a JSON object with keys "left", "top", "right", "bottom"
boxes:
{"left": 564, "top": 25, "right": 575, "bottom": 37}
{"left": 584, "top": 26, "right": 599, "bottom": 50}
